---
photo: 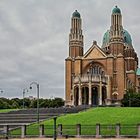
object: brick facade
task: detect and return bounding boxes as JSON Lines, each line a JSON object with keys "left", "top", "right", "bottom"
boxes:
{"left": 65, "top": 7, "right": 139, "bottom": 106}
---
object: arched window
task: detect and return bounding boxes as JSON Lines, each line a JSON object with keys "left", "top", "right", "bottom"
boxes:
{"left": 90, "top": 65, "right": 105, "bottom": 76}
{"left": 92, "top": 67, "right": 95, "bottom": 74}
{"left": 99, "top": 67, "right": 101, "bottom": 74}
{"left": 95, "top": 66, "right": 98, "bottom": 74}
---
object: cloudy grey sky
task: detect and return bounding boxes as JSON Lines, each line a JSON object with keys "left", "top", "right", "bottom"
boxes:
{"left": 0, "top": 0, "right": 140, "bottom": 99}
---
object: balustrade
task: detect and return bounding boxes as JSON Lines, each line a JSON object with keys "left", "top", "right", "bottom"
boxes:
{"left": 73, "top": 74, "right": 108, "bottom": 84}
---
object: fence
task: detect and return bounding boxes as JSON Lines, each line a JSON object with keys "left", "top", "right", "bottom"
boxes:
{"left": 0, "top": 123, "right": 140, "bottom": 138}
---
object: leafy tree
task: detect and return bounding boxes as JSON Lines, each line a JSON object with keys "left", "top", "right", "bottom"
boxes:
{"left": 21, "top": 98, "right": 31, "bottom": 108}
{"left": 30, "top": 99, "right": 38, "bottom": 108}
{"left": 40, "top": 99, "right": 49, "bottom": 108}
{"left": 2, "top": 101, "right": 11, "bottom": 109}
{"left": 53, "top": 98, "right": 64, "bottom": 107}
{"left": 11, "top": 101, "right": 20, "bottom": 108}
{"left": 0, "top": 97, "right": 65, "bottom": 109}
{"left": 11, "top": 98, "right": 20, "bottom": 107}
{"left": 0, "top": 99, "right": 5, "bottom": 109}
{"left": 122, "top": 92, "right": 140, "bottom": 107}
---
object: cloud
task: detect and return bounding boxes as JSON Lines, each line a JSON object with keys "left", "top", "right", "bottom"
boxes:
{"left": 0, "top": 0, "right": 140, "bottom": 99}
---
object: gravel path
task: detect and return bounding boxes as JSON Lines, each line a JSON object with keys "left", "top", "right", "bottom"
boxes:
{"left": 10, "top": 138, "right": 140, "bottom": 140}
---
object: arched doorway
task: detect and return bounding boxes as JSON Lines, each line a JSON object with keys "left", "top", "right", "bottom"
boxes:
{"left": 74, "top": 87, "right": 79, "bottom": 106}
{"left": 102, "top": 86, "right": 107, "bottom": 105}
{"left": 81, "top": 87, "right": 89, "bottom": 105}
{"left": 91, "top": 87, "right": 98, "bottom": 105}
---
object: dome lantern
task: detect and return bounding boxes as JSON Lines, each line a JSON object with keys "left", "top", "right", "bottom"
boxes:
{"left": 72, "top": 10, "right": 80, "bottom": 18}
{"left": 112, "top": 6, "right": 121, "bottom": 14}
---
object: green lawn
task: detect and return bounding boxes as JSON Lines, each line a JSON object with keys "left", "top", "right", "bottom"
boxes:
{"left": 44, "top": 107, "right": 140, "bottom": 125}
{"left": 11, "top": 107, "right": 140, "bottom": 136}
{"left": 0, "top": 109, "right": 18, "bottom": 113}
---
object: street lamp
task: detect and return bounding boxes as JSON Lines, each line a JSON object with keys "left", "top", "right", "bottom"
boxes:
{"left": 23, "top": 88, "right": 28, "bottom": 109}
{"left": 0, "top": 89, "right": 3, "bottom": 94}
{"left": 53, "top": 117, "right": 57, "bottom": 140}
{"left": 30, "top": 82, "right": 40, "bottom": 123}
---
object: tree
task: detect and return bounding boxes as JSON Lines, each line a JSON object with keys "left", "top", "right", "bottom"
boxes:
{"left": 0, "top": 97, "right": 65, "bottom": 109}
{"left": 122, "top": 92, "right": 140, "bottom": 107}
{"left": 53, "top": 98, "right": 64, "bottom": 107}
{"left": 21, "top": 98, "right": 31, "bottom": 108}
{"left": 40, "top": 99, "right": 49, "bottom": 108}
{"left": 11, "top": 98, "right": 21, "bottom": 107}
{"left": 0, "top": 98, "right": 11, "bottom": 109}
{"left": 30, "top": 99, "right": 37, "bottom": 108}
{"left": 0, "top": 99, "right": 5, "bottom": 109}
{"left": 11, "top": 101, "right": 19, "bottom": 108}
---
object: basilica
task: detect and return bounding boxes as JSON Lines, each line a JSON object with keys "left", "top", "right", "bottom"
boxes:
{"left": 65, "top": 6, "right": 140, "bottom": 106}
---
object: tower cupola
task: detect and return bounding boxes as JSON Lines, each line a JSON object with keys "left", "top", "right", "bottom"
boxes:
{"left": 72, "top": 10, "right": 80, "bottom": 18}
{"left": 112, "top": 6, "right": 121, "bottom": 14}
{"left": 110, "top": 6, "right": 123, "bottom": 42}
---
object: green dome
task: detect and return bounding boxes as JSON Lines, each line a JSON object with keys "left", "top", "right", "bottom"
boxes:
{"left": 102, "top": 30, "right": 110, "bottom": 45}
{"left": 123, "top": 30, "right": 132, "bottom": 46}
{"left": 72, "top": 10, "right": 80, "bottom": 18}
{"left": 102, "top": 29, "right": 132, "bottom": 46}
{"left": 112, "top": 6, "right": 121, "bottom": 14}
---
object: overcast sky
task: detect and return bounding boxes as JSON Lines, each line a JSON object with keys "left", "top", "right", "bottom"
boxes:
{"left": 0, "top": 0, "right": 140, "bottom": 99}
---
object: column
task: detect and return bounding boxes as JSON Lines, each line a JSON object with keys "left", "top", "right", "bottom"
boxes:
{"left": 78, "top": 75, "right": 82, "bottom": 105}
{"left": 72, "top": 75, "right": 75, "bottom": 106}
{"left": 89, "top": 75, "right": 92, "bottom": 105}
{"left": 106, "top": 75, "right": 111, "bottom": 105}
{"left": 39, "top": 124, "right": 44, "bottom": 137}
{"left": 78, "top": 84, "right": 81, "bottom": 105}
{"left": 99, "top": 75, "right": 102, "bottom": 105}
{"left": 72, "top": 86, "right": 75, "bottom": 106}
{"left": 21, "top": 125, "right": 26, "bottom": 138}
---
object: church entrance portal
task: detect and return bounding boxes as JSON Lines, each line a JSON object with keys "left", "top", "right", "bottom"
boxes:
{"left": 102, "top": 86, "right": 107, "bottom": 105}
{"left": 74, "top": 87, "right": 79, "bottom": 106}
{"left": 81, "top": 87, "right": 89, "bottom": 105}
{"left": 91, "top": 87, "right": 98, "bottom": 105}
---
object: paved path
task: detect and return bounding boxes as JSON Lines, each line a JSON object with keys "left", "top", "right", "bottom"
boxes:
{"left": 10, "top": 138, "right": 140, "bottom": 140}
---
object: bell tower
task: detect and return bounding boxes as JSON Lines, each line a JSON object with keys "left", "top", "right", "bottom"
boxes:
{"left": 110, "top": 6, "right": 123, "bottom": 42}
{"left": 69, "top": 10, "right": 84, "bottom": 58}
{"left": 109, "top": 6, "right": 124, "bottom": 55}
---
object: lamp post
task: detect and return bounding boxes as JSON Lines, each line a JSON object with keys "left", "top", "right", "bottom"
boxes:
{"left": 23, "top": 88, "right": 28, "bottom": 109}
{"left": 0, "top": 89, "right": 3, "bottom": 94}
{"left": 53, "top": 117, "right": 57, "bottom": 140}
{"left": 30, "top": 82, "right": 40, "bottom": 123}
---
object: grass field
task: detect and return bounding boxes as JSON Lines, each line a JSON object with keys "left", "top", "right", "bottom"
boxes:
{"left": 44, "top": 107, "right": 140, "bottom": 125}
{"left": 11, "top": 107, "right": 140, "bottom": 136}
{"left": 0, "top": 109, "right": 18, "bottom": 113}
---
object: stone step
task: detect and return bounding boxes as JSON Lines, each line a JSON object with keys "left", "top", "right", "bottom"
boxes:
{"left": 0, "top": 116, "right": 50, "bottom": 120}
